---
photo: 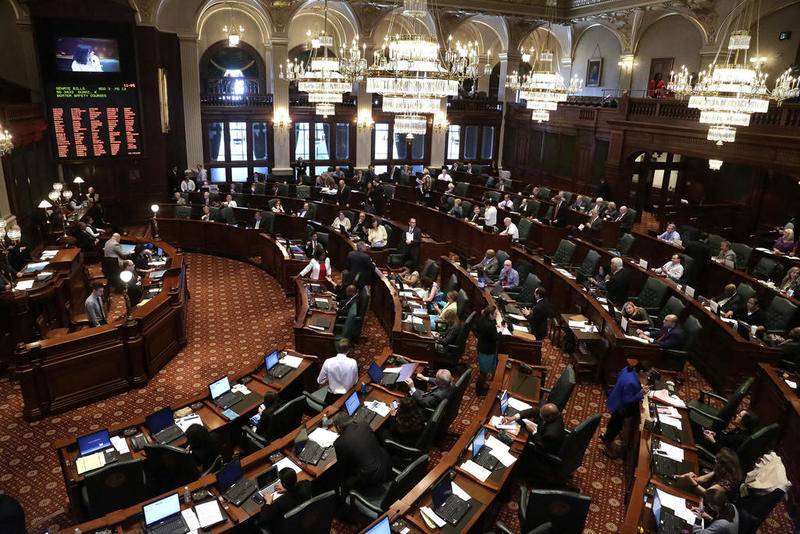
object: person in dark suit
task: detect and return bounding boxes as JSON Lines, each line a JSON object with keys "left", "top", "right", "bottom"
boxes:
{"left": 504, "top": 403, "right": 566, "bottom": 455}
{"left": 75, "top": 222, "right": 99, "bottom": 250}
{"left": 121, "top": 260, "right": 143, "bottom": 306}
{"left": 637, "top": 314, "right": 684, "bottom": 349}
{"left": 304, "top": 232, "right": 325, "bottom": 258}
{"left": 549, "top": 193, "right": 568, "bottom": 227}
{"left": 336, "top": 285, "right": 358, "bottom": 322}
{"left": 701, "top": 409, "right": 759, "bottom": 453}
{"left": 733, "top": 297, "right": 766, "bottom": 335}
{"left": 521, "top": 287, "right": 555, "bottom": 340}
{"left": 583, "top": 207, "right": 605, "bottom": 238}
{"left": 404, "top": 369, "right": 453, "bottom": 410}
{"left": 332, "top": 417, "right": 392, "bottom": 492}
{"left": 380, "top": 397, "right": 426, "bottom": 447}
{"left": 351, "top": 212, "right": 369, "bottom": 240}
{"left": 596, "top": 257, "right": 629, "bottom": 307}
{"left": 297, "top": 202, "right": 313, "bottom": 220}
{"left": 346, "top": 243, "right": 376, "bottom": 286}
{"left": 255, "top": 392, "right": 285, "bottom": 441}
{"left": 466, "top": 205, "right": 483, "bottom": 224}
{"left": 257, "top": 468, "right": 314, "bottom": 525}
{"left": 711, "top": 284, "right": 741, "bottom": 316}
{"left": 364, "top": 164, "right": 376, "bottom": 183}
{"left": 434, "top": 314, "right": 463, "bottom": 358}
{"left": 337, "top": 179, "right": 351, "bottom": 206}
{"left": 185, "top": 424, "right": 223, "bottom": 472}
{"left": 402, "top": 218, "right": 422, "bottom": 267}
{"left": 614, "top": 206, "right": 635, "bottom": 233}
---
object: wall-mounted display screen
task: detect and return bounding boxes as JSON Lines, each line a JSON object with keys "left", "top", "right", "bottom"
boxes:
{"left": 54, "top": 37, "right": 121, "bottom": 73}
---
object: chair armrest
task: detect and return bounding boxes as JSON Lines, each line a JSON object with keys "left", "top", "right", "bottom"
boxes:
{"left": 519, "top": 486, "right": 530, "bottom": 519}
{"left": 699, "top": 390, "right": 727, "bottom": 404}
{"left": 696, "top": 444, "right": 716, "bottom": 464}
{"left": 540, "top": 386, "right": 552, "bottom": 394}
{"left": 495, "top": 522, "right": 515, "bottom": 534}
{"left": 688, "top": 406, "right": 725, "bottom": 425}
{"left": 347, "top": 490, "right": 384, "bottom": 515}
{"left": 383, "top": 438, "right": 422, "bottom": 457}
{"left": 241, "top": 426, "right": 267, "bottom": 448}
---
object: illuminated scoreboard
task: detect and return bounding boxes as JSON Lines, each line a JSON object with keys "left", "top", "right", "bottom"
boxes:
{"left": 49, "top": 83, "right": 143, "bottom": 159}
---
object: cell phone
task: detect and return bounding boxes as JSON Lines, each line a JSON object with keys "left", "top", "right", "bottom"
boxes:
{"left": 391, "top": 400, "right": 399, "bottom": 410}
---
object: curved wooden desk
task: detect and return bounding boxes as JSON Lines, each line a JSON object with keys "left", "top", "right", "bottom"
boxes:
{"left": 12, "top": 240, "right": 188, "bottom": 421}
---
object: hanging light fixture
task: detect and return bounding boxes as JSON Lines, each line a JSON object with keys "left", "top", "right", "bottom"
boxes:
{"left": 222, "top": 2, "right": 244, "bottom": 47}
{"left": 281, "top": 0, "right": 352, "bottom": 117}
{"left": 670, "top": 0, "right": 799, "bottom": 145}
{"left": 510, "top": 1, "right": 583, "bottom": 122}
{"left": 394, "top": 114, "right": 427, "bottom": 136}
{"left": 0, "top": 122, "right": 12, "bottom": 156}
{"left": 708, "top": 159, "right": 723, "bottom": 170}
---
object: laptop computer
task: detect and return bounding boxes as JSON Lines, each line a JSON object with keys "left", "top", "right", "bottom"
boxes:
{"left": 364, "top": 517, "right": 391, "bottom": 534}
{"left": 499, "top": 390, "right": 517, "bottom": 417}
{"left": 208, "top": 376, "right": 244, "bottom": 411}
{"left": 145, "top": 407, "right": 184, "bottom": 445}
{"left": 142, "top": 493, "right": 189, "bottom": 534}
{"left": 652, "top": 490, "right": 692, "bottom": 534}
{"left": 77, "top": 429, "right": 118, "bottom": 465}
{"left": 256, "top": 466, "right": 281, "bottom": 498}
{"left": 470, "top": 428, "right": 499, "bottom": 470}
{"left": 490, "top": 283, "right": 505, "bottom": 298}
{"left": 431, "top": 473, "right": 470, "bottom": 525}
{"left": 265, "top": 350, "right": 292, "bottom": 379}
{"left": 295, "top": 426, "right": 325, "bottom": 465}
{"left": 370, "top": 361, "right": 415, "bottom": 386}
{"left": 119, "top": 244, "right": 137, "bottom": 255}
{"left": 216, "top": 457, "right": 257, "bottom": 506}
{"left": 345, "top": 391, "right": 377, "bottom": 425}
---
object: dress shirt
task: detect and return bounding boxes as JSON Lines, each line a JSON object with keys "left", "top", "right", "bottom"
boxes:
{"left": 484, "top": 206, "right": 497, "bottom": 227}
{"left": 85, "top": 293, "right": 106, "bottom": 326}
{"left": 333, "top": 216, "right": 351, "bottom": 232}
{"left": 715, "top": 249, "right": 736, "bottom": 263}
{"left": 226, "top": 200, "right": 238, "bottom": 208}
{"left": 499, "top": 267, "right": 519, "bottom": 288}
{"left": 368, "top": 225, "right": 388, "bottom": 247}
{"left": 658, "top": 230, "right": 682, "bottom": 243}
{"left": 180, "top": 179, "right": 196, "bottom": 192}
{"left": 500, "top": 223, "right": 519, "bottom": 240}
{"left": 658, "top": 261, "right": 684, "bottom": 281}
{"left": 498, "top": 200, "right": 515, "bottom": 210}
{"left": 85, "top": 225, "right": 101, "bottom": 238}
{"left": 317, "top": 353, "right": 358, "bottom": 394}
{"left": 253, "top": 218, "right": 263, "bottom": 230}
{"left": 437, "top": 174, "right": 452, "bottom": 182}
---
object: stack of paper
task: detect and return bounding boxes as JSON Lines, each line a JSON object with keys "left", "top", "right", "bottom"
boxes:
{"left": 659, "top": 415, "right": 683, "bottom": 430}
{"left": 308, "top": 427, "right": 339, "bottom": 448}
{"left": 654, "top": 441, "right": 685, "bottom": 462}
{"left": 110, "top": 435, "right": 130, "bottom": 454}
{"left": 568, "top": 320, "right": 587, "bottom": 328}
{"left": 486, "top": 436, "right": 517, "bottom": 467}
{"left": 275, "top": 457, "right": 302, "bottom": 474}
{"left": 75, "top": 452, "right": 106, "bottom": 475}
{"left": 365, "top": 400, "right": 391, "bottom": 417}
{"left": 624, "top": 334, "right": 652, "bottom": 344}
{"left": 489, "top": 416, "right": 521, "bottom": 435}
{"left": 655, "top": 489, "right": 698, "bottom": 524}
{"left": 176, "top": 413, "right": 204, "bottom": 432}
{"left": 195, "top": 499, "right": 225, "bottom": 528}
{"left": 508, "top": 313, "right": 526, "bottom": 321}
{"left": 181, "top": 508, "right": 201, "bottom": 531}
{"left": 420, "top": 506, "right": 447, "bottom": 528}
{"left": 40, "top": 250, "right": 58, "bottom": 260}
{"left": 280, "top": 355, "right": 303, "bottom": 368}
{"left": 14, "top": 279, "right": 35, "bottom": 291}
{"left": 511, "top": 324, "right": 529, "bottom": 333}
{"left": 651, "top": 389, "right": 687, "bottom": 408}
{"left": 507, "top": 397, "right": 533, "bottom": 412}
{"left": 460, "top": 459, "right": 491, "bottom": 481}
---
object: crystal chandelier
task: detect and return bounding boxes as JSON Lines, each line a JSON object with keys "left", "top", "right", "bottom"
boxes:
{"left": 708, "top": 159, "right": 723, "bottom": 170}
{"left": 222, "top": 2, "right": 244, "bottom": 47}
{"left": 0, "top": 123, "right": 12, "bottom": 156}
{"left": 280, "top": 0, "right": 352, "bottom": 117}
{"left": 394, "top": 114, "right": 427, "bottom": 137}
{"left": 671, "top": 1, "right": 799, "bottom": 145}
{"left": 339, "top": 36, "right": 368, "bottom": 81}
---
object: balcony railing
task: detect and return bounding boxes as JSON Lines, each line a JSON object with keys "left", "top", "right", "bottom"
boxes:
{"left": 201, "top": 77, "right": 272, "bottom": 107}
{"left": 446, "top": 97, "right": 503, "bottom": 113}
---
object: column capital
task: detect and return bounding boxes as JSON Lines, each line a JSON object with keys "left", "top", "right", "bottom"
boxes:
{"left": 498, "top": 52, "right": 522, "bottom": 63}
{"left": 177, "top": 32, "right": 199, "bottom": 42}
{"left": 271, "top": 34, "right": 289, "bottom": 47}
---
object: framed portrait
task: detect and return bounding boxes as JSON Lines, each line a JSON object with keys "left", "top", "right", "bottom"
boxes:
{"left": 586, "top": 58, "right": 603, "bottom": 87}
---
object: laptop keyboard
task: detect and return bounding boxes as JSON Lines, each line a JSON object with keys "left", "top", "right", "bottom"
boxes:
{"left": 472, "top": 448, "right": 499, "bottom": 470}
{"left": 299, "top": 441, "right": 325, "bottom": 465}
{"left": 659, "top": 509, "right": 689, "bottom": 534}
{"left": 436, "top": 495, "right": 470, "bottom": 524}
{"left": 269, "top": 364, "right": 292, "bottom": 379}
{"left": 224, "top": 479, "right": 257, "bottom": 505}
{"left": 148, "top": 517, "right": 188, "bottom": 534}
{"left": 216, "top": 391, "right": 243, "bottom": 410}
{"left": 353, "top": 407, "right": 377, "bottom": 425}
{"left": 653, "top": 455, "right": 681, "bottom": 476}
{"left": 154, "top": 425, "right": 183, "bottom": 445}
{"left": 380, "top": 373, "right": 399, "bottom": 386}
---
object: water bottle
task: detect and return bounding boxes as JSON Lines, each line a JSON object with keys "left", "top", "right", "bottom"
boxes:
{"left": 360, "top": 382, "right": 367, "bottom": 396}
{"left": 183, "top": 485, "right": 191, "bottom": 503}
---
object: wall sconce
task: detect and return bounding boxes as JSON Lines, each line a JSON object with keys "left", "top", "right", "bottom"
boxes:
{"left": 708, "top": 159, "right": 723, "bottom": 171}
{"left": 273, "top": 110, "right": 292, "bottom": 131}
{"left": 433, "top": 113, "right": 449, "bottom": 133}
{"left": 618, "top": 54, "right": 636, "bottom": 72}
{"left": 356, "top": 113, "right": 374, "bottom": 131}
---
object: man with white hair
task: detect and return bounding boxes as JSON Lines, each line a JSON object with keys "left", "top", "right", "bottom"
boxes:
{"left": 103, "top": 232, "right": 128, "bottom": 267}
{"left": 614, "top": 205, "right": 635, "bottom": 233}
{"left": 499, "top": 217, "right": 519, "bottom": 241}
{"left": 596, "top": 256, "right": 629, "bottom": 307}
{"left": 404, "top": 369, "right": 454, "bottom": 410}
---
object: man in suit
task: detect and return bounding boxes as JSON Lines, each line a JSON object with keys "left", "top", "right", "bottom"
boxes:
{"left": 337, "top": 179, "right": 351, "bottom": 206}
{"left": 201, "top": 206, "right": 212, "bottom": 221}
{"left": 505, "top": 403, "right": 566, "bottom": 455}
{"left": 711, "top": 284, "right": 741, "bottom": 316}
{"left": 518, "top": 198, "right": 534, "bottom": 217}
{"left": 75, "top": 222, "right": 98, "bottom": 250}
{"left": 103, "top": 232, "right": 128, "bottom": 267}
{"left": 332, "top": 416, "right": 392, "bottom": 492}
{"left": 472, "top": 250, "right": 499, "bottom": 277}
{"left": 734, "top": 297, "right": 766, "bottom": 335}
{"left": 296, "top": 202, "right": 312, "bottom": 220}
{"left": 614, "top": 206, "right": 635, "bottom": 233}
{"left": 252, "top": 211, "right": 266, "bottom": 230}
{"left": 402, "top": 218, "right": 422, "bottom": 267}
{"left": 550, "top": 192, "right": 568, "bottom": 227}
{"left": 257, "top": 468, "right": 314, "bottom": 526}
{"left": 85, "top": 282, "right": 106, "bottom": 327}
{"left": 714, "top": 240, "right": 737, "bottom": 265}
{"left": 601, "top": 362, "right": 651, "bottom": 455}
{"left": 404, "top": 369, "right": 453, "bottom": 410}
{"left": 304, "top": 232, "right": 325, "bottom": 258}
{"left": 351, "top": 212, "right": 369, "bottom": 240}
{"left": 121, "top": 260, "right": 143, "bottom": 306}
{"left": 364, "top": 164, "right": 376, "bottom": 183}
{"left": 521, "top": 287, "right": 555, "bottom": 340}
{"left": 173, "top": 192, "right": 187, "bottom": 205}
{"left": 467, "top": 205, "right": 483, "bottom": 224}
{"left": 571, "top": 195, "right": 590, "bottom": 212}
{"left": 583, "top": 207, "right": 605, "bottom": 238}
{"left": 346, "top": 243, "right": 375, "bottom": 287}
{"left": 597, "top": 257, "right": 629, "bottom": 307}
{"left": 637, "top": 314, "right": 684, "bottom": 349}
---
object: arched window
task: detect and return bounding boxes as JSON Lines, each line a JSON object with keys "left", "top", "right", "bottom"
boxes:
{"left": 200, "top": 41, "right": 265, "bottom": 99}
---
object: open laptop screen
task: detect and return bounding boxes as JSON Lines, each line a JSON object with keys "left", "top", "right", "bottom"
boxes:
{"left": 500, "top": 390, "right": 509, "bottom": 415}
{"left": 209, "top": 376, "right": 231, "bottom": 399}
{"left": 364, "top": 517, "right": 391, "bottom": 534}
{"left": 77, "top": 429, "right": 112, "bottom": 456}
{"left": 344, "top": 391, "right": 360, "bottom": 417}
{"left": 472, "top": 428, "right": 486, "bottom": 456}
{"left": 431, "top": 474, "right": 453, "bottom": 508}
{"left": 265, "top": 350, "right": 280, "bottom": 370}
{"left": 143, "top": 493, "right": 180, "bottom": 526}
{"left": 216, "top": 457, "right": 243, "bottom": 491}
{"left": 145, "top": 407, "right": 174, "bottom": 435}
{"left": 367, "top": 362, "right": 383, "bottom": 382}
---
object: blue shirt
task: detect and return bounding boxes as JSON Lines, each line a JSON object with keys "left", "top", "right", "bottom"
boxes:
{"left": 658, "top": 230, "right": 681, "bottom": 242}
{"left": 606, "top": 367, "right": 643, "bottom": 413}
{"left": 499, "top": 267, "right": 519, "bottom": 288}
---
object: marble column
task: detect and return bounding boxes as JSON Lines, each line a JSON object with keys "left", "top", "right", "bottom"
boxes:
{"left": 355, "top": 81, "right": 373, "bottom": 170}
{"left": 429, "top": 98, "right": 447, "bottom": 168}
{"left": 496, "top": 52, "right": 520, "bottom": 169}
{"left": 271, "top": 35, "right": 291, "bottom": 174}
{"left": 179, "top": 35, "right": 204, "bottom": 168}
{"left": 263, "top": 42, "right": 274, "bottom": 94}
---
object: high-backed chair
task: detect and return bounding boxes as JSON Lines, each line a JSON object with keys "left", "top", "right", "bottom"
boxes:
{"left": 752, "top": 257, "right": 779, "bottom": 281}
{"left": 143, "top": 443, "right": 199, "bottom": 494}
{"left": 276, "top": 183, "right": 290, "bottom": 197}
{"left": 436, "top": 368, "right": 472, "bottom": 438}
{"left": 420, "top": 259, "right": 440, "bottom": 281}
{"left": 495, "top": 249, "right": 510, "bottom": 268}
{"left": 175, "top": 205, "right": 192, "bottom": 219}
{"left": 486, "top": 191, "right": 501, "bottom": 204}
{"left": 706, "top": 234, "right": 723, "bottom": 257}
{"left": 615, "top": 233, "right": 635, "bottom": 256}
{"left": 220, "top": 207, "right": 236, "bottom": 225}
{"left": 500, "top": 489, "right": 590, "bottom": 534}
{"left": 241, "top": 395, "right": 306, "bottom": 451}
{"left": 456, "top": 289, "right": 470, "bottom": 320}
{"left": 346, "top": 455, "right": 429, "bottom": 520}
{"left": 731, "top": 242, "right": 752, "bottom": 270}
{"left": 384, "top": 400, "right": 448, "bottom": 468}
{"left": 733, "top": 423, "right": 780, "bottom": 472}
{"left": 538, "top": 187, "right": 551, "bottom": 200}
{"left": 541, "top": 366, "right": 576, "bottom": 411}
{"left": 631, "top": 277, "right": 670, "bottom": 314}
{"left": 550, "top": 240, "right": 576, "bottom": 265}
{"left": 80, "top": 459, "right": 148, "bottom": 519}
{"left": 334, "top": 304, "right": 359, "bottom": 341}
{"left": 529, "top": 199, "right": 541, "bottom": 218}
{"left": 383, "top": 184, "right": 396, "bottom": 199}
{"left": 652, "top": 296, "right": 686, "bottom": 325}
{"left": 260, "top": 490, "right": 337, "bottom": 534}
{"left": 678, "top": 253, "right": 696, "bottom": 286}
{"left": 521, "top": 413, "right": 601, "bottom": 485}
{"left": 443, "top": 273, "right": 458, "bottom": 293}
{"left": 661, "top": 315, "right": 702, "bottom": 373}
{"left": 736, "top": 282, "right": 756, "bottom": 304}
{"left": 454, "top": 182, "right": 469, "bottom": 197}
{"left": 508, "top": 273, "right": 542, "bottom": 308}
{"left": 738, "top": 488, "right": 786, "bottom": 534}
{"left": 461, "top": 200, "right": 472, "bottom": 215}
{"left": 763, "top": 296, "right": 797, "bottom": 335}
{"left": 518, "top": 218, "right": 533, "bottom": 242}
{"left": 688, "top": 377, "right": 754, "bottom": 433}
{"left": 577, "top": 250, "right": 601, "bottom": 279}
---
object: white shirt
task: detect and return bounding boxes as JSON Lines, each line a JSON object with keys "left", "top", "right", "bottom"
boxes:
{"left": 197, "top": 169, "right": 208, "bottom": 183}
{"left": 658, "top": 261, "right": 684, "bottom": 281}
{"left": 253, "top": 218, "right": 263, "bottom": 229}
{"left": 300, "top": 257, "right": 331, "bottom": 280}
{"left": 406, "top": 228, "right": 416, "bottom": 244}
{"left": 317, "top": 353, "right": 358, "bottom": 394}
{"left": 225, "top": 200, "right": 238, "bottom": 208}
{"left": 333, "top": 216, "right": 351, "bottom": 231}
{"left": 498, "top": 200, "right": 515, "bottom": 211}
{"left": 437, "top": 173, "right": 452, "bottom": 182}
{"left": 180, "top": 179, "right": 196, "bottom": 192}
{"left": 501, "top": 222, "right": 519, "bottom": 240}
{"left": 484, "top": 206, "right": 497, "bottom": 227}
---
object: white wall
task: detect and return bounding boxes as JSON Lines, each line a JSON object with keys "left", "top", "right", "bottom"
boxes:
{"left": 573, "top": 25, "right": 621, "bottom": 97}
{"left": 633, "top": 15, "right": 703, "bottom": 94}
{"left": 751, "top": 3, "right": 800, "bottom": 82}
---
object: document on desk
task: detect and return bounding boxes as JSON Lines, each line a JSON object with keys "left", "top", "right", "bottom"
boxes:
{"left": 307, "top": 324, "right": 326, "bottom": 331}
{"left": 411, "top": 316, "right": 424, "bottom": 325}
{"left": 40, "top": 250, "right": 58, "bottom": 260}
{"left": 460, "top": 459, "right": 491, "bottom": 482}
{"left": 508, "top": 313, "right": 526, "bottom": 321}
{"left": 420, "top": 506, "right": 447, "bottom": 528}
{"left": 366, "top": 400, "right": 391, "bottom": 417}
{"left": 500, "top": 327, "right": 512, "bottom": 336}
{"left": 175, "top": 413, "right": 204, "bottom": 432}
{"left": 75, "top": 452, "right": 106, "bottom": 475}
{"left": 507, "top": 396, "right": 533, "bottom": 412}
{"left": 275, "top": 457, "right": 302, "bottom": 474}
{"left": 399, "top": 290, "right": 416, "bottom": 298}
{"left": 568, "top": 320, "right": 587, "bottom": 328}
{"left": 659, "top": 415, "right": 683, "bottom": 430}
{"left": 280, "top": 354, "right": 304, "bottom": 368}
{"left": 486, "top": 436, "right": 516, "bottom": 467}
{"left": 511, "top": 324, "right": 529, "bottom": 333}
{"left": 657, "top": 405, "right": 681, "bottom": 418}
{"left": 450, "top": 481, "right": 471, "bottom": 502}
{"left": 786, "top": 379, "right": 798, "bottom": 389}
{"left": 651, "top": 389, "right": 687, "bottom": 408}
{"left": 14, "top": 279, "right": 35, "bottom": 291}
{"left": 485, "top": 435, "right": 510, "bottom": 453}
{"left": 308, "top": 427, "right": 339, "bottom": 448}
{"left": 655, "top": 489, "right": 697, "bottom": 524}
{"left": 489, "top": 416, "right": 520, "bottom": 435}
{"left": 194, "top": 499, "right": 225, "bottom": 528}
{"left": 655, "top": 441, "right": 685, "bottom": 462}
{"left": 624, "top": 334, "right": 652, "bottom": 344}
{"left": 181, "top": 508, "right": 201, "bottom": 531}
{"left": 110, "top": 435, "right": 130, "bottom": 455}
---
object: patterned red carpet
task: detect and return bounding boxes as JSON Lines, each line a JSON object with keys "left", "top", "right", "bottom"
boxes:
{"left": 0, "top": 253, "right": 792, "bottom": 533}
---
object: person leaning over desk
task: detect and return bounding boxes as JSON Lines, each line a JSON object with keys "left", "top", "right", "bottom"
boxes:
{"left": 404, "top": 369, "right": 454, "bottom": 410}
{"left": 257, "top": 467, "right": 314, "bottom": 526}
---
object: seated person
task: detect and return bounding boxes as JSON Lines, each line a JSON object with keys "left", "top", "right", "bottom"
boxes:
{"left": 498, "top": 259, "right": 519, "bottom": 289}
{"left": 434, "top": 313, "right": 463, "bottom": 357}
{"left": 499, "top": 217, "right": 519, "bottom": 240}
{"left": 299, "top": 251, "right": 332, "bottom": 282}
{"left": 655, "top": 254, "right": 684, "bottom": 282}
{"left": 582, "top": 206, "right": 604, "bottom": 236}
{"left": 658, "top": 222, "right": 682, "bottom": 244}
{"left": 447, "top": 198, "right": 464, "bottom": 218}
{"left": 637, "top": 314, "right": 684, "bottom": 349}
{"left": 254, "top": 392, "right": 286, "bottom": 440}
{"left": 223, "top": 194, "right": 237, "bottom": 208}
{"left": 335, "top": 271, "right": 355, "bottom": 301}
{"left": 419, "top": 276, "right": 441, "bottom": 305}
{"left": 200, "top": 206, "right": 212, "bottom": 221}
{"left": 690, "top": 484, "right": 740, "bottom": 534}
{"left": 173, "top": 192, "right": 187, "bottom": 205}
{"left": 466, "top": 204, "right": 483, "bottom": 224}
{"left": 604, "top": 201, "right": 619, "bottom": 220}
{"left": 337, "top": 284, "right": 358, "bottom": 319}
{"left": 679, "top": 448, "right": 743, "bottom": 500}
{"left": 257, "top": 468, "right": 314, "bottom": 525}
{"left": 571, "top": 194, "right": 590, "bottom": 212}
{"left": 444, "top": 182, "right": 456, "bottom": 196}
{"left": 399, "top": 268, "right": 420, "bottom": 286}
{"left": 367, "top": 218, "right": 388, "bottom": 249}
{"left": 518, "top": 197, "right": 535, "bottom": 217}
{"left": 331, "top": 414, "right": 392, "bottom": 493}
{"left": 403, "top": 369, "right": 453, "bottom": 410}
{"left": 711, "top": 284, "right": 741, "bottom": 316}
{"left": 502, "top": 403, "right": 566, "bottom": 455}
{"left": 304, "top": 232, "right": 325, "bottom": 258}
{"left": 317, "top": 339, "right": 358, "bottom": 404}
{"left": 271, "top": 199, "right": 285, "bottom": 214}
{"left": 702, "top": 409, "right": 759, "bottom": 453}
{"left": 714, "top": 240, "right": 737, "bottom": 264}
{"left": 613, "top": 205, "right": 635, "bottom": 233}
{"left": 75, "top": 222, "right": 99, "bottom": 249}
{"left": 251, "top": 211, "right": 267, "bottom": 230}
{"left": 778, "top": 326, "right": 800, "bottom": 368}
{"left": 733, "top": 297, "right": 766, "bottom": 335}
{"left": 296, "top": 202, "right": 313, "bottom": 219}
{"left": 779, "top": 266, "right": 800, "bottom": 295}
{"left": 498, "top": 194, "right": 515, "bottom": 211}
{"left": 185, "top": 424, "right": 222, "bottom": 472}
{"left": 131, "top": 244, "right": 154, "bottom": 274}
{"left": 621, "top": 300, "right": 651, "bottom": 334}
{"left": 434, "top": 290, "right": 459, "bottom": 323}
{"left": 351, "top": 212, "right": 369, "bottom": 240}
{"left": 472, "top": 249, "right": 500, "bottom": 277}
{"left": 773, "top": 228, "right": 796, "bottom": 255}
{"left": 332, "top": 211, "right": 351, "bottom": 233}
{"left": 520, "top": 287, "right": 555, "bottom": 340}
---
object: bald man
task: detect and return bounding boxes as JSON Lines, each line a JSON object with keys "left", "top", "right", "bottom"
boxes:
{"left": 711, "top": 283, "right": 741, "bottom": 316}
{"left": 503, "top": 402, "right": 566, "bottom": 454}
{"left": 404, "top": 369, "right": 453, "bottom": 410}
{"left": 638, "top": 314, "right": 684, "bottom": 349}
{"left": 103, "top": 232, "right": 127, "bottom": 267}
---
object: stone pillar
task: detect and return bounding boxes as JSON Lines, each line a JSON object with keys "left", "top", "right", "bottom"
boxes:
{"left": 617, "top": 52, "right": 635, "bottom": 93}
{"left": 429, "top": 99, "right": 447, "bottom": 168}
{"left": 0, "top": 160, "right": 12, "bottom": 218}
{"left": 271, "top": 35, "right": 291, "bottom": 174}
{"left": 477, "top": 54, "right": 491, "bottom": 94}
{"left": 263, "top": 42, "right": 274, "bottom": 94}
{"left": 355, "top": 81, "right": 373, "bottom": 170}
{"left": 497, "top": 52, "right": 520, "bottom": 169}
{"left": 179, "top": 35, "right": 203, "bottom": 168}
{"left": 15, "top": 19, "right": 41, "bottom": 102}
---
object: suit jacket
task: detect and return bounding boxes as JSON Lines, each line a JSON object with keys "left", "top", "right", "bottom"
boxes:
{"left": 126, "top": 272, "right": 143, "bottom": 306}
{"left": 605, "top": 268, "right": 630, "bottom": 307}
{"left": 467, "top": 212, "right": 483, "bottom": 224}
{"left": 347, "top": 250, "right": 375, "bottom": 286}
{"left": 305, "top": 240, "right": 324, "bottom": 258}
{"left": 448, "top": 206, "right": 463, "bottom": 218}
{"left": 412, "top": 382, "right": 453, "bottom": 410}
{"left": 85, "top": 294, "right": 106, "bottom": 326}
{"left": 586, "top": 216, "right": 604, "bottom": 233}
{"left": 333, "top": 422, "right": 392, "bottom": 487}
{"left": 257, "top": 480, "right": 313, "bottom": 525}
{"left": 476, "top": 256, "right": 499, "bottom": 277}
{"left": 551, "top": 201, "right": 568, "bottom": 227}
{"left": 654, "top": 326, "right": 685, "bottom": 350}
{"left": 404, "top": 226, "right": 422, "bottom": 247}
{"left": 437, "top": 324, "right": 463, "bottom": 356}
{"left": 734, "top": 308, "right": 766, "bottom": 328}
{"left": 615, "top": 211, "right": 635, "bottom": 233}
{"left": 103, "top": 239, "right": 126, "bottom": 267}
{"left": 713, "top": 292, "right": 741, "bottom": 314}
{"left": 528, "top": 298, "right": 555, "bottom": 340}
{"left": 337, "top": 185, "right": 351, "bottom": 206}
{"left": 526, "top": 411, "right": 567, "bottom": 455}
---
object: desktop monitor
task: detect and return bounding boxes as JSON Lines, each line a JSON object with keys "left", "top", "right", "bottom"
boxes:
{"left": 364, "top": 517, "right": 391, "bottom": 534}
{"left": 145, "top": 407, "right": 174, "bottom": 435}
{"left": 77, "top": 429, "right": 112, "bottom": 456}
{"left": 499, "top": 390, "right": 509, "bottom": 416}
{"left": 398, "top": 363, "right": 416, "bottom": 382}
{"left": 265, "top": 350, "right": 280, "bottom": 371}
{"left": 143, "top": 493, "right": 181, "bottom": 527}
{"left": 472, "top": 428, "right": 486, "bottom": 456}
{"left": 208, "top": 376, "right": 231, "bottom": 400}
{"left": 431, "top": 473, "right": 454, "bottom": 508}
{"left": 344, "top": 391, "right": 361, "bottom": 417}
{"left": 367, "top": 362, "right": 383, "bottom": 383}
{"left": 215, "top": 457, "right": 243, "bottom": 492}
